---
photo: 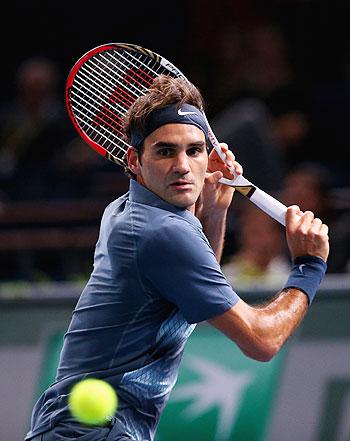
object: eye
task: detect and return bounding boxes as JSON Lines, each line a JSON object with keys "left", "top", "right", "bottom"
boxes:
{"left": 187, "top": 146, "right": 204, "bottom": 156}
{"left": 156, "top": 147, "right": 174, "bottom": 157}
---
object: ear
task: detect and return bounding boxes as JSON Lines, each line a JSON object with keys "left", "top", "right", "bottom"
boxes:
{"left": 127, "top": 147, "right": 141, "bottom": 176}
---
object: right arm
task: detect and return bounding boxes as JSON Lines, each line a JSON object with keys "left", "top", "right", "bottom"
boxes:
{"left": 209, "top": 289, "right": 308, "bottom": 362}
{"left": 209, "top": 205, "right": 329, "bottom": 361}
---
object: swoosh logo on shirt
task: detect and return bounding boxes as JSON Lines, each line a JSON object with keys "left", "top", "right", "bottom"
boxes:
{"left": 177, "top": 108, "right": 198, "bottom": 116}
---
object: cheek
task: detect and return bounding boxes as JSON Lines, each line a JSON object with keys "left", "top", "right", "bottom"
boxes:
{"left": 198, "top": 159, "right": 208, "bottom": 180}
{"left": 140, "top": 161, "right": 167, "bottom": 187}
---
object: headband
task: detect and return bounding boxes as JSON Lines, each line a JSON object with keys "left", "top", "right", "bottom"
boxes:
{"left": 130, "top": 104, "right": 209, "bottom": 149}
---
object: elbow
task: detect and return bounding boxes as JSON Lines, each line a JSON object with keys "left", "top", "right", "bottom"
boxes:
{"left": 240, "top": 340, "right": 282, "bottom": 363}
{"left": 254, "top": 346, "right": 279, "bottom": 362}
{"left": 257, "top": 337, "right": 285, "bottom": 362}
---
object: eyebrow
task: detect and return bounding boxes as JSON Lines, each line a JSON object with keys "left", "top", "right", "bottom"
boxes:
{"left": 153, "top": 141, "right": 206, "bottom": 148}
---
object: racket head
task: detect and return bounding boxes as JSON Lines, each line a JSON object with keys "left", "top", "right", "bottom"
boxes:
{"left": 65, "top": 43, "right": 188, "bottom": 168}
{"left": 65, "top": 42, "right": 290, "bottom": 223}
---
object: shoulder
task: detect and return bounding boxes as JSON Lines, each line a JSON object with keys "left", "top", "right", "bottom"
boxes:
{"left": 126, "top": 198, "right": 202, "bottom": 241}
{"left": 97, "top": 194, "right": 132, "bottom": 244}
{"left": 139, "top": 213, "right": 213, "bottom": 267}
{"left": 102, "top": 193, "right": 129, "bottom": 216}
{"left": 146, "top": 213, "right": 203, "bottom": 245}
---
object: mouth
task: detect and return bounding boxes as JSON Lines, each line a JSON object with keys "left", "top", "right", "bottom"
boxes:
{"left": 169, "top": 180, "right": 194, "bottom": 191}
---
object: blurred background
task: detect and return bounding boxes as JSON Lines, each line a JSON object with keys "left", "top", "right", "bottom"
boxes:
{"left": 1, "top": 1, "right": 350, "bottom": 440}
{"left": 0, "top": 0, "right": 349, "bottom": 281}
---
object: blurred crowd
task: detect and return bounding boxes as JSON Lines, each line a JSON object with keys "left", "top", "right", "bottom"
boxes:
{"left": 0, "top": 12, "right": 349, "bottom": 284}
{"left": 0, "top": 57, "right": 123, "bottom": 202}
{"left": 184, "top": 8, "right": 350, "bottom": 283}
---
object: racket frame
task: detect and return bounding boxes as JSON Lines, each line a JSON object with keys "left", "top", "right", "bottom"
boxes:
{"left": 65, "top": 42, "right": 287, "bottom": 226}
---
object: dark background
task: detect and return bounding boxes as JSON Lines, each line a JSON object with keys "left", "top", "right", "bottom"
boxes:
{"left": 2, "top": 0, "right": 349, "bottom": 99}
{"left": 2, "top": 0, "right": 349, "bottom": 180}
{"left": 1, "top": 0, "right": 349, "bottom": 280}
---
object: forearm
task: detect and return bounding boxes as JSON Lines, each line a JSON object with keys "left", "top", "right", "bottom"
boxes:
{"left": 209, "top": 289, "right": 309, "bottom": 362}
{"left": 200, "top": 209, "right": 228, "bottom": 262}
{"left": 243, "top": 288, "right": 308, "bottom": 360}
{"left": 209, "top": 208, "right": 329, "bottom": 362}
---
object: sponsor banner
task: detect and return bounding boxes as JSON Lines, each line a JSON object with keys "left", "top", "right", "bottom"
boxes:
{"left": 156, "top": 326, "right": 285, "bottom": 441}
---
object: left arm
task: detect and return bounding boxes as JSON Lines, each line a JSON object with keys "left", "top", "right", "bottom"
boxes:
{"left": 199, "top": 205, "right": 229, "bottom": 263}
{"left": 196, "top": 143, "right": 243, "bottom": 261}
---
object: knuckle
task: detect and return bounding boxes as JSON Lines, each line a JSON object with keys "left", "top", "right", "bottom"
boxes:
{"left": 298, "top": 227, "right": 309, "bottom": 238}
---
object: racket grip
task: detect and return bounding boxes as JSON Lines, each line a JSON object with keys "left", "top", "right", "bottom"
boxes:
{"left": 207, "top": 126, "right": 287, "bottom": 225}
{"left": 249, "top": 188, "right": 287, "bottom": 226}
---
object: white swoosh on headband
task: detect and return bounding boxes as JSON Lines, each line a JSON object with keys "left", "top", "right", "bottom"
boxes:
{"left": 177, "top": 108, "right": 198, "bottom": 116}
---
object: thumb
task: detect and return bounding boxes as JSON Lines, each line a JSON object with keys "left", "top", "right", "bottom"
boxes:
{"left": 206, "top": 170, "right": 223, "bottom": 184}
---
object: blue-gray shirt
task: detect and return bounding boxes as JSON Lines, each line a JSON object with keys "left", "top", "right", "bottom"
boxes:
{"left": 26, "top": 180, "right": 240, "bottom": 440}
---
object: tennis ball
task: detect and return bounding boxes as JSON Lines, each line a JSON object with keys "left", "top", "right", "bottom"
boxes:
{"left": 68, "top": 378, "right": 118, "bottom": 426}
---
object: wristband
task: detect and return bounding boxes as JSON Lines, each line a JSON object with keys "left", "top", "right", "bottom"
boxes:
{"left": 284, "top": 255, "right": 327, "bottom": 305}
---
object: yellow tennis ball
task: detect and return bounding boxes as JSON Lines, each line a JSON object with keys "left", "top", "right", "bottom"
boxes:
{"left": 68, "top": 378, "right": 118, "bottom": 426}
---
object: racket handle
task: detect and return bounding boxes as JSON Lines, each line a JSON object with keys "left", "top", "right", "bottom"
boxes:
{"left": 248, "top": 187, "right": 287, "bottom": 226}
{"left": 219, "top": 174, "right": 287, "bottom": 226}
{"left": 205, "top": 121, "right": 287, "bottom": 225}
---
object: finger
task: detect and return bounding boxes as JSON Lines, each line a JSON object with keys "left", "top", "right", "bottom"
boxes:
{"left": 208, "top": 147, "right": 223, "bottom": 163}
{"left": 320, "top": 223, "right": 329, "bottom": 236}
{"left": 208, "top": 153, "right": 233, "bottom": 179}
{"left": 286, "top": 205, "right": 301, "bottom": 229}
{"left": 207, "top": 151, "right": 225, "bottom": 172}
{"left": 224, "top": 149, "right": 236, "bottom": 163}
{"left": 219, "top": 143, "right": 237, "bottom": 166}
{"left": 231, "top": 161, "right": 243, "bottom": 176}
{"left": 310, "top": 217, "right": 323, "bottom": 232}
{"left": 222, "top": 149, "right": 240, "bottom": 177}
{"left": 210, "top": 145, "right": 235, "bottom": 164}
{"left": 223, "top": 162, "right": 236, "bottom": 179}
{"left": 299, "top": 210, "right": 314, "bottom": 230}
{"left": 219, "top": 143, "right": 230, "bottom": 155}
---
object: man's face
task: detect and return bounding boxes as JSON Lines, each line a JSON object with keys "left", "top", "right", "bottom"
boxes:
{"left": 128, "top": 123, "right": 208, "bottom": 212}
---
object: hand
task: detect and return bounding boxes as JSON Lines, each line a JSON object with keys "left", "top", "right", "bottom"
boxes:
{"left": 285, "top": 205, "right": 329, "bottom": 262}
{"left": 196, "top": 143, "right": 243, "bottom": 217}
{"left": 207, "top": 143, "right": 242, "bottom": 180}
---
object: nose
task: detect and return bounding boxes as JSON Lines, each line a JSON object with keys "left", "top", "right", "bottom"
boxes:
{"left": 172, "top": 151, "right": 190, "bottom": 174}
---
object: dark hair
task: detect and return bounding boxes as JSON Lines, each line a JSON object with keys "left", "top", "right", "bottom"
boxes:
{"left": 122, "top": 75, "right": 206, "bottom": 178}
{"left": 123, "top": 75, "right": 206, "bottom": 151}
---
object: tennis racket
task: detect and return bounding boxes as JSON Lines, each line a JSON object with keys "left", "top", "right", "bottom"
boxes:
{"left": 66, "top": 43, "right": 288, "bottom": 226}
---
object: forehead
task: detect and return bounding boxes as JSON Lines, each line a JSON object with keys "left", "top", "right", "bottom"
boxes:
{"left": 145, "top": 123, "right": 206, "bottom": 145}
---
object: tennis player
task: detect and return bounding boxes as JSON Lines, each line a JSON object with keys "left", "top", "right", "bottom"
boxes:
{"left": 25, "top": 75, "right": 329, "bottom": 441}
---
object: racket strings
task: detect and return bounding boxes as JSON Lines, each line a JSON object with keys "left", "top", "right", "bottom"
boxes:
{"left": 71, "top": 52, "right": 152, "bottom": 160}
{"left": 72, "top": 74, "right": 126, "bottom": 133}
{"left": 75, "top": 58, "right": 131, "bottom": 140}
{"left": 71, "top": 69, "right": 128, "bottom": 159}
{"left": 69, "top": 46, "right": 178, "bottom": 165}
{"left": 75, "top": 68, "right": 127, "bottom": 135}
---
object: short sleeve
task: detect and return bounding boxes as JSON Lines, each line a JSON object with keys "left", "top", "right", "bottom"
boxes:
{"left": 138, "top": 216, "right": 240, "bottom": 323}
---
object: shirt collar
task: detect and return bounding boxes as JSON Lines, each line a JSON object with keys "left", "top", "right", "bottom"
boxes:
{"left": 129, "top": 179, "right": 202, "bottom": 229}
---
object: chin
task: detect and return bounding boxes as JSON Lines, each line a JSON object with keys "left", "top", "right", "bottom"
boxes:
{"left": 171, "top": 197, "right": 196, "bottom": 210}
{"left": 164, "top": 188, "right": 199, "bottom": 210}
